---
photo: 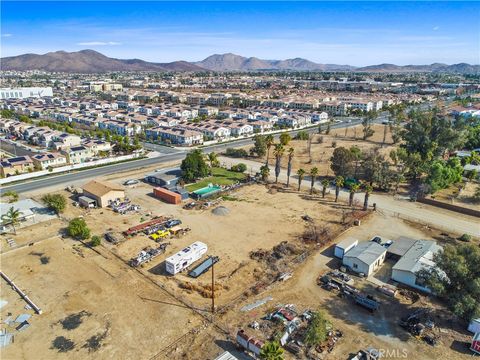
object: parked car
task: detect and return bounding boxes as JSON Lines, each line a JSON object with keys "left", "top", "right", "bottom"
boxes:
{"left": 123, "top": 179, "right": 139, "bottom": 186}
{"left": 105, "top": 232, "right": 120, "bottom": 244}
{"left": 371, "top": 236, "right": 382, "bottom": 244}
{"left": 165, "top": 219, "right": 182, "bottom": 228}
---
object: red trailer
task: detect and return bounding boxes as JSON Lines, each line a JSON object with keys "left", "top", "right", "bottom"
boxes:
{"left": 123, "top": 216, "right": 169, "bottom": 236}
{"left": 472, "top": 333, "right": 480, "bottom": 354}
{"left": 153, "top": 187, "right": 181, "bottom": 205}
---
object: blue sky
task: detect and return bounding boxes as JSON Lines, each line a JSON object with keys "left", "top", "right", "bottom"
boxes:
{"left": 1, "top": 1, "right": 479, "bottom": 65}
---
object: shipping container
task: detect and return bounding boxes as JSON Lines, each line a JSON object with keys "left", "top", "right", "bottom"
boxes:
{"left": 153, "top": 187, "right": 181, "bottom": 204}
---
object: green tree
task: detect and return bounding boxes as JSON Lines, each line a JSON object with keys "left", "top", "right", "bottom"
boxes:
{"left": 473, "top": 185, "right": 480, "bottom": 203}
{"left": 334, "top": 176, "right": 344, "bottom": 203}
{"left": 279, "top": 132, "right": 292, "bottom": 146}
{"left": 425, "top": 158, "right": 463, "bottom": 194}
{"left": 362, "top": 111, "right": 376, "bottom": 140}
{"left": 251, "top": 134, "right": 267, "bottom": 157}
{"left": 265, "top": 134, "right": 274, "bottom": 165}
{"left": 417, "top": 244, "right": 480, "bottom": 321}
{"left": 67, "top": 218, "right": 91, "bottom": 240}
{"left": 348, "top": 183, "right": 360, "bottom": 207}
{"left": 330, "top": 147, "right": 354, "bottom": 178}
{"left": 90, "top": 235, "right": 101, "bottom": 247}
{"left": 180, "top": 150, "right": 209, "bottom": 182}
{"left": 259, "top": 340, "right": 284, "bottom": 360}
{"left": 297, "top": 168, "right": 306, "bottom": 191}
{"left": 286, "top": 148, "right": 294, "bottom": 187}
{"left": 273, "top": 144, "right": 285, "bottom": 183}
{"left": 304, "top": 311, "right": 330, "bottom": 347}
{"left": 1, "top": 207, "right": 23, "bottom": 234}
{"left": 321, "top": 178, "right": 329, "bottom": 198}
{"left": 309, "top": 167, "right": 318, "bottom": 194}
{"left": 207, "top": 152, "right": 219, "bottom": 169}
{"left": 294, "top": 130, "right": 309, "bottom": 140}
{"left": 42, "top": 194, "right": 67, "bottom": 214}
{"left": 260, "top": 164, "right": 270, "bottom": 182}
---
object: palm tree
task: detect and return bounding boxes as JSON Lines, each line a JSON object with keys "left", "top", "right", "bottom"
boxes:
{"left": 286, "top": 147, "right": 294, "bottom": 187}
{"left": 1, "top": 207, "right": 23, "bottom": 235}
{"left": 279, "top": 132, "right": 292, "bottom": 146}
{"left": 297, "top": 168, "right": 306, "bottom": 191}
{"left": 260, "top": 165, "right": 270, "bottom": 182}
{"left": 207, "top": 151, "right": 219, "bottom": 175}
{"left": 259, "top": 340, "right": 284, "bottom": 360}
{"left": 334, "top": 176, "right": 344, "bottom": 203}
{"left": 265, "top": 134, "right": 274, "bottom": 165}
{"left": 309, "top": 167, "right": 318, "bottom": 194}
{"left": 321, "top": 179, "right": 330, "bottom": 198}
{"left": 273, "top": 144, "right": 285, "bottom": 183}
{"left": 349, "top": 183, "right": 360, "bottom": 207}
{"left": 363, "top": 183, "right": 373, "bottom": 210}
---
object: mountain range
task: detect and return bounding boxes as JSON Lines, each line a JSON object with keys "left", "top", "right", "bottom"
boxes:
{"left": 1, "top": 50, "right": 478, "bottom": 74}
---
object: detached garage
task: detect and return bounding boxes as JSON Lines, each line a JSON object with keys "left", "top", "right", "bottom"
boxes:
{"left": 82, "top": 180, "right": 125, "bottom": 208}
{"left": 342, "top": 242, "right": 387, "bottom": 276}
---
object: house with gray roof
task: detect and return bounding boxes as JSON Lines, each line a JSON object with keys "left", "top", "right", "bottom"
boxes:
{"left": 342, "top": 241, "right": 387, "bottom": 276}
{"left": 391, "top": 240, "right": 442, "bottom": 293}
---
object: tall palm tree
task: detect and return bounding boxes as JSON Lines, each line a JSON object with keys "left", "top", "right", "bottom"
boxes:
{"left": 309, "top": 167, "right": 318, "bottom": 194}
{"left": 363, "top": 183, "right": 373, "bottom": 210}
{"left": 286, "top": 147, "right": 294, "bottom": 187}
{"left": 297, "top": 168, "right": 306, "bottom": 191}
{"left": 1, "top": 207, "right": 23, "bottom": 235}
{"left": 260, "top": 165, "right": 270, "bottom": 182}
{"left": 259, "top": 340, "right": 284, "bottom": 360}
{"left": 349, "top": 183, "right": 360, "bottom": 207}
{"left": 334, "top": 176, "right": 344, "bottom": 203}
{"left": 265, "top": 134, "right": 274, "bottom": 165}
{"left": 273, "top": 144, "right": 285, "bottom": 183}
{"left": 321, "top": 179, "right": 330, "bottom": 198}
{"left": 207, "top": 152, "right": 219, "bottom": 168}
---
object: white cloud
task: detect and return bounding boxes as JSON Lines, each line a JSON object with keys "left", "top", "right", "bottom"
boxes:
{"left": 2, "top": 33, "right": 12, "bottom": 38}
{"left": 433, "top": 26, "right": 440, "bottom": 31}
{"left": 76, "top": 41, "right": 121, "bottom": 46}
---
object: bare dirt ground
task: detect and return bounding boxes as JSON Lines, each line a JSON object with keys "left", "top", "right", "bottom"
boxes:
{"left": 184, "top": 214, "right": 475, "bottom": 360}
{"left": 2, "top": 154, "right": 478, "bottom": 359}
{"left": 260, "top": 123, "right": 397, "bottom": 176}
{"left": 431, "top": 181, "right": 480, "bottom": 211}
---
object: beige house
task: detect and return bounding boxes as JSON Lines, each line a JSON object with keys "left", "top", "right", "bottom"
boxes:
{"left": 82, "top": 180, "right": 125, "bottom": 208}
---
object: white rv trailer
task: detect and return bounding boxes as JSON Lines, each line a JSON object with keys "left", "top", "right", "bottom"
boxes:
{"left": 165, "top": 241, "right": 208, "bottom": 275}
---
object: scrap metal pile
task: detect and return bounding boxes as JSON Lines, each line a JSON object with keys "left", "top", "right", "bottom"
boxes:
{"left": 129, "top": 243, "right": 169, "bottom": 267}
{"left": 318, "top": 274, "right": 380, "bottom": 312}
{"left": 399, "top": 308, "right": 438, "bottom": 346}
{"left": 110, "top": 199, "right": 141, "bottom": 214}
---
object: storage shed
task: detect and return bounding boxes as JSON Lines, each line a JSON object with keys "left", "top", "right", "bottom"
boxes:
{"left": 342, "top": 241, "right": 387, "bottom": 276}
{"left": 334, "top": 237, "right": 358, "bottom": 259}
{"left": 144, "top": 169, "right": 181, "bottom": 187}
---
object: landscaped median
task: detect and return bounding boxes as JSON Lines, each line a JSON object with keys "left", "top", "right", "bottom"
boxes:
{"left": 185, "top": 167, "right": 247, "bottom": 192}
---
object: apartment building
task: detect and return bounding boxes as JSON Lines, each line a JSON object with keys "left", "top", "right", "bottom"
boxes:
{"left": 146, "top": 126, "right": 203, "bottom": 146}
{"left": 0, "top": 87, "right": 53, "bottom": 100}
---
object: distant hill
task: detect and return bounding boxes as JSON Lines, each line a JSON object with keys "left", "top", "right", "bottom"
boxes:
{"left": 195, "top": 53, "right": 355, "bottom": 71}
{"left": 1, "top": 49, "right": 478, "bottom": 74}
{"left": 356, "top": 62, "right": 480, "bottom": 73}
{"left": 1, "top": 50, "right": 205, "bottom": 73}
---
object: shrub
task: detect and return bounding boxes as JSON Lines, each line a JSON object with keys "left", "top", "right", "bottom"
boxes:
{"left": 225, "top": 148, "right": 248, "bottom": 158}
{"left": 67, "top": 218, "right": 91, "bottom": 240}
{"left": 331, "top": 141, "right": 337, "bottom": 148}
{"left": 294, "top": 131, "right": 309, "bottom": 140}
{"left": 231, "top": 163, "right": 247, "bottom": 173}
{"left": 459, "top": 234, "right": 471, "bottom": 242}
{"left": 90, "top": 235, "right": 101, "bottom": 247}
{"left": 42, "top": 194, "right": 67, "bottom": 214}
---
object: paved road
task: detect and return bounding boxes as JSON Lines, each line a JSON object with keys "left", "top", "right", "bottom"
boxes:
{"left": 2, "top": 119, "right": 368, "bottom": 194}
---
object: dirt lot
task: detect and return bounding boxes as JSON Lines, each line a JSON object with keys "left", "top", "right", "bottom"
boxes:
{"left": 183, "top": 214, "right": 476, "bottom": 360}
{"left": 431, "top": 181, "right": 480, "bottom": 211}
{"left": 2, "top": 158, "right": 477, "bottom": 359}
{"left": 261, "top": 123, "right": 397, "bottom": 176}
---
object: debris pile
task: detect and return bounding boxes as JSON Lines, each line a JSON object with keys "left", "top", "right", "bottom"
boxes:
{"left": 179, "top": 281, "right": 225, "bottom": 298}
{"left": 129, "top": 243, "right": 169, "bottom": 267}
{"left": 399, "top": 308, "right": 437, "bottom": 345}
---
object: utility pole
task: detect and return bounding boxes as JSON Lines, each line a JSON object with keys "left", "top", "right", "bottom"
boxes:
{"left": 211, "top": 256, "right": 215, "bottom": 316}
